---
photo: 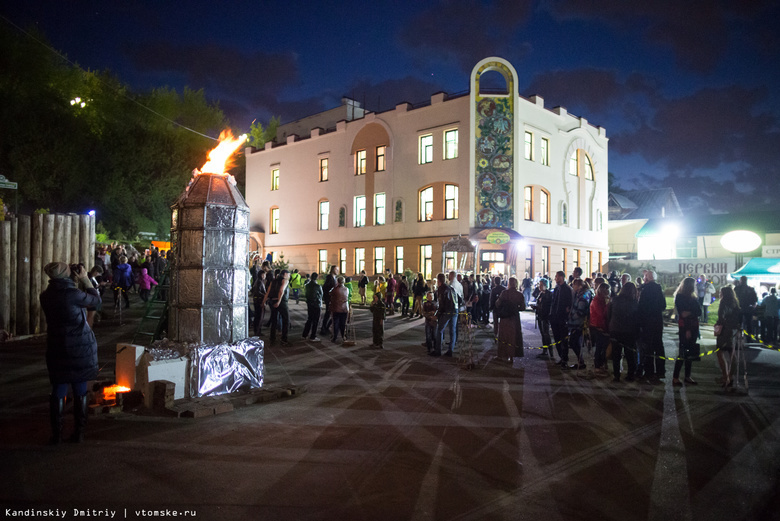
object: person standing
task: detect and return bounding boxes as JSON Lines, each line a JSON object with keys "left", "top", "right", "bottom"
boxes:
{"left": 608, "top": 282, "right": 639, "bottom": 382}
{"left": 369, "top": 293, "right": 386, "bottom": 348}
{"left": 302, "top": 272, "right": 322, "bottom": 341}
{"left": 320, "top": 265, "right": 339, "bottom": 336}
{"left": 422, "top": 291, "right": 438, "bottom": 353}
{"left": 535, "top": 279, "right": 554, "bottom": 360}
{"left": 495, "top": 277, "right": 526, "bottom": 363}
{"left": 590, "top": 282, "right": 611, "bottom": 374}
{"left": 564, "top": 279, "right": 592, "bottom": 370}
{"left": 762, "top": 288, "right": 779, "bottom": 344}
{"left": 447, "top": 271, "right": 464, "bottom": 351}
{"left": 385, "top": 270, "right": 397, "bottom": 315}
{"left": 358, "top": 270, "right": 369, "bottom": 305}
{"left": 264, "top": 270, "right": 291, "bottom": 346}
{"left": 637, "top": 270, "right": 667, "bottom": 381}
{"left": 521, "top": 272, "right": 533, "bottom": 305}
{"left": 715, "top": 286, "right": 742, "bottom": 389}
{"left": 112, "top": 255, "right": 133, "bottom": 309}
{"left": 41, "top": 262, "right": 101, "bottom": 444}
{"left": 411, "top": 273, "right": 428, "bottom": 318}
{"left": 329, "top": 276, "right": 350, "bottom": 343}
{"left": 289, "top": 269, "right": 303, "bottom": 305}
{"left": 734, "top": 276, "right": 758, "bottom": 339}
{"left": 250, "top": 269, "right": 267, "bottom": 337}
{"left": 672, "top": 277, "right": 701, "bottom": 386}
{"left": 432, "top": 273, "right": 457, "bottom": 357}
{"left": 489, "top": 276, "right": 506, "bottom": 336}
{"left": 550, "top": 271, "right": 573, "bottom": 369}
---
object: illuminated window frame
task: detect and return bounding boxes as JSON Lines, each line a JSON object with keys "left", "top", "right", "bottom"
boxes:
{"left": 444, "top": 129, "right": 458, "bottom": 160}
{"left": 524, "top": 186, "right": 533, "bottom": 221}
{"left": 319, "top": 158, "right": 329, "bottom": 182}
{"left": 419, "top": 134, "right": 433, "bottom": 164}
{"left": 419, "top": 186, "right": 433, "bottom": 222}
{"left": 271, "top": 168, "right": 280, "bottom": 190}
{"left": 340, "top": 248, "right": 347, "bottom": 275}
{"left": 420, "top": 244, "right": 432, "bottom": 280}
{"left": 524, "top": 131, "right": 533, "bottom": 161}
{"left": 445, "top": 184, "right": 458, "bottom": 220}
{"left": 395, "top": 246, "right": 404, "bottom": 275}
{"left": 356, "top": 149, "right": 366, "bottom": 175}
{"left": 376, "top": 146, "right": 386, "bottom": 171}
{"left": 374, "top": 193, "right": 386, "bottom": 226}
{"left": 318, "top": 249, "right": 328, "bottom": 275}
{"left": 354, "top": 196, "right": 366, "bottom": 227}
{"left": 540, "top": 189, "right": 550, "bottom": 224}
{"left": 318, "top": 200, "right": 329, "bottom": 231}
{"left": 270, "top": 207, "right": 279, "bottom": 234}
{"left": 374, "top": 246, "right": 385, "bottom": 275}
{"left": 541, "top": 137, "right": 549, "bottom": 166}
{"left": 355, "top": 248, "right": 365, "bottom": 274}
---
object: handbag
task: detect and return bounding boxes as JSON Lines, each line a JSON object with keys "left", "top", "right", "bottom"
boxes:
{"left": 713, "top": 323, "right": 723, "bottom": 336}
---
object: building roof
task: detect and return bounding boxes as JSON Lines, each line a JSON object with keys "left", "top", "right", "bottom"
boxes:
{"left": 608, "top": 188, "right": 682, "bottom": 220}
{"left": 636, "top": 210, "right": 780, "bottom": 237}
{"left": 731, "top": 258, "right": 780, "bottom": 280}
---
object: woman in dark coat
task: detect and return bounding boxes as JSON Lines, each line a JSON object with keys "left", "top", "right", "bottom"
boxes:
{"left": 40, "top": 262, "right": 101, "bottom": 444}
{"left": 673, "top": 277, "right": 702, "bottom": 386}
{"left": 495, "top": 277, "right": 526, "bottom": 363}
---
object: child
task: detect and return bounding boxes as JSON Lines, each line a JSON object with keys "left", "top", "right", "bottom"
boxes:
{"left": 369, "top": 293, "right": 386, "bottom": 348}
{"left": 136, "top": 267, "right": 158, "bottom": 302}
{"left": 422, "top": 291, "right": 438, "bottom": 353}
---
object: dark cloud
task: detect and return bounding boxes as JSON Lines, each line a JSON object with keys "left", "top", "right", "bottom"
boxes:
{"left": 126, "top": 41, "right": 299, "bottom": 105}
{"left": 399, "top": 0, "right": 534, "bottom": 71}
{"left": 548, "top": 0, "right": 777, "bottom": 73}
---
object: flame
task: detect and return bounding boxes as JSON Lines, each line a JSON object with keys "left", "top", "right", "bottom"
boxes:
{"left": 197, "top": 129, "right": 247, "bottom": 175}
{"left": 102, "top": 384, "right": 131, "bottom": 402}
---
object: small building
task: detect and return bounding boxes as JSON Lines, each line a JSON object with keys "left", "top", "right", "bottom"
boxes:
{"left": 245, "top": 57, "right": 609, "bottom": 279}
{"left": 608, "top": 188, "right": 683, "bottom": 260}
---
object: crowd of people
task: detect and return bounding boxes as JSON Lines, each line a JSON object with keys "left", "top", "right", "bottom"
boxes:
{"left": 248, "top": 258, "right": 777, "bottom": 393}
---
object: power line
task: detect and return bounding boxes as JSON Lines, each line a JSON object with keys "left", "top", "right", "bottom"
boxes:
{"left": 0, "top": 14, "right": 219, "bottom": 141}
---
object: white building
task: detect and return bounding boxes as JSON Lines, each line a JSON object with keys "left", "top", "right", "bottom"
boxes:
{"left": 245, "top": 57, "right": 609, "bottom": 279}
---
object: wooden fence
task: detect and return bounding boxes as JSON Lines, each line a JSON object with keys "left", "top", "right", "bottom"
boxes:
{"left": 0, "top": 213, "right": 95, "bottom": 336}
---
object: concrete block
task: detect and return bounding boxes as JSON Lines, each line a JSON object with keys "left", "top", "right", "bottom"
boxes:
{"left": 138, "top": 356, "right": 188, "bottom": 407}
{"left": 115, "top": 344, "right": 144, "bottom": 390}
{"left": 213, "top": 402, "right": 234, "bottom": 415}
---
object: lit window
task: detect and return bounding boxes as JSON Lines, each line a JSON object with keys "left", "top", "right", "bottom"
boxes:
{"left": 356, "top": 150, "right": 366, "bottom": 175}
{"left": 444, "top": 129, "right": 458, "bottom": 159}
{"left": 540, "top": 190, "right": 549, "bottom": 224}
{"left": 318, "top": 249, "right": 328, "bottom": 274}
{"left": 524, "top": 186, "right": 533, "bottom": 221}
{"left": 524, "top": 131, "right": 533, "bottom": 161}
{"left": 376, "top": 146, "right": 386, "bottom": 171}
{"left": 271, "top": 168, "right": 280, "bottom": 190}
{"left": 419, "top": 186, "right": 433, "bottom": 221}
{"left": 374, "top": 246, "right": 385, "bottom": 275}
{"left": 270, "top": 207, "right": 279, "bottom": 234}
{"left": 355, "top": 248, "right": 365, "bottom": 273}
{"left": 374, "top": 193, "right": 386, "bottom": 225}
{"left": 420, "top": 245, "right": 432, "bottom": 280}
{"left": 319, "top": 158, "right": 328, "bottom": 182}
{"left": 561, "top": 248, "right": 567, "bottom": 271}
{"left": 340, "top": 248, "right": 347, "bottom": 275}
{"left": 541, "top": 138, "right": 549, "bottom": 166}
{"left": 319, "top": 200, "right": 329, "bottom": 231}
{"left": 584, "top": 153, "right": 594, "bottom": 180}
{"left": 395, "top": 246, "right": 404, "bottom": 274}
{"left": 354, "top": 196, "right": 366, "bottom": 227}
{"left": 482, "top": 252, "right": 505, "bottom": 262}
{"left": 573, "top": 249, "right": 581, "bottom": 270}
{"left": 445, "top": 252, "right": 456, "bottom": 271}
{"left": 542, "top": 246, "right": 549, "bottom": 275}
{"left": 419, "top": 135, "right": 433, "bottom": 164}
{"left": 569, "top": 151, "right": 578, "bottom": 176}
{"left": 445, "top": 184, "right": 458, "bottom": 219}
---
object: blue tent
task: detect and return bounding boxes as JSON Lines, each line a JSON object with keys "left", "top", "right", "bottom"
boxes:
{"left": 731, "top": 258, "right": 780, "bottom": 282}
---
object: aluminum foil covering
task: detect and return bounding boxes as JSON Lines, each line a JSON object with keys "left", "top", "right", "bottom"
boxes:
{"left": 189, "top": 338, "right": 264, "bottom": 397}
{"left": 148, "top": 338, "right": 196, "bottom": 360}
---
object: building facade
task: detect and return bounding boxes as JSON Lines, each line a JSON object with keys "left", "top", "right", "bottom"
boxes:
{"left": 245, "top": 57, "right": 609, "bottom": 279}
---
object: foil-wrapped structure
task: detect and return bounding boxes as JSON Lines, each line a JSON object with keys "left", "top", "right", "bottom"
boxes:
{"left": 169, "top": 173, "right": 250, "bottom": 344}
{"left": 189, "top": 339, "right": 264, "bottom": 397}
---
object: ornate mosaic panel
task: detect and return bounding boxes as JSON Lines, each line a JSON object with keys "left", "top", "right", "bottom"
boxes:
{"left": 474, "top": 62, "right": 514, "bottom": 229}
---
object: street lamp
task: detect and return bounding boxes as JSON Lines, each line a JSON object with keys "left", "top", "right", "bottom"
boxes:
{"left": 721, "top": 230, "right": 762, "bottom": 271}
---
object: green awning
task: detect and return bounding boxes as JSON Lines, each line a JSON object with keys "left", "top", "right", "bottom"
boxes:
{"left": 731, "top": 258, "right": 780, "bottom": 278}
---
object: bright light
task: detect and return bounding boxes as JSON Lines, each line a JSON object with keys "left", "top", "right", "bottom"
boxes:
{"left": 197, "top": 130, "right": 247, "bottom": 175}
{"left": 663, "top": 223, "right": 679, "bottom": 238}
{"left": 514, "top": 240, "right": 527, "bottom": 252}
{"left": 720, "top": 230, "right": 762, "bottom": 253}
{"left": 88, "top": 210, "right": 95, "bottom": 216}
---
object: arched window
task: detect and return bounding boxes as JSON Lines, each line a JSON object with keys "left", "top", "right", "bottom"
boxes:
{"left": 270, "top": 207, "right": 279, "bottom": 234}
{"left": 584, "top": 153, "right": 594, "bottom": 180}
{"left": 445, "top": 184, "right": 459, "bottom": 219}
{"left": 318, "top": 200, "right": 329, "bottom": 231}
{"left": 569, "top": 151, "right": 578, "bottom": 176}
{"left": 419, "top": 186, "right": 433, "bottom": 222}
{"left": 540, "top": 189, "right": 550, "bottom": 224}
{"left": 478, "top": 70, "right": 509, "bottom": 95}
{"left": 569, "top": 149, "right": 595, "bottom": 179}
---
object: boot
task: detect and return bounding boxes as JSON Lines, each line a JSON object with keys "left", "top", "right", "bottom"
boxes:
{"left": 69, "top": 394, "right": 88, "bottom": 443}
{"left": 49, "top": 394, "right": 64, "bottom": 445}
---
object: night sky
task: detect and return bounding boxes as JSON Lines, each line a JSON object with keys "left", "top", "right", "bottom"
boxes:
{"left": 3, "top": 0, "right": 779, "bottom": 215}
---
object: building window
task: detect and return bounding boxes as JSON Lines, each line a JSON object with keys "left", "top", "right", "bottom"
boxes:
{"left": 394, "top": 199, "right": 404, "bottom": 223}
{"left": 319, "top": 158, "right": 328, "bottom": 182}
{"left": 419, "top": 134, "right": 433, "bottom": 164}
{"left": 376, "top": 146, "right": 386, "bottom": 171}
{"left": 271, "top": 168, "right": 280, "bottom": 190}
{"left": 319, "top": 200, "right": 329, "bottom": 231}
{"left": 270, "top": 207, "right": 279, "bottom": 234}
{"left": 586, "top": 250, "right": 592, "bottom": 277}
{"left": 340, "top": 248, "right": 347, "bottom": 275}
{"left": 482, "top": 252, "right": 505, "bottom": 262}
{"left": 318, "top": 249, "right": 328, "bottom": 275}
{"left": 541, "top": 138, "right": 549, "bottom": 166}
{"left": 573, "top": 249, "right": 581, "bottom": 272}
{"left": 445, "top": 184, "right": 458, "bottom": 220}
{"left": 542, "top": 246, "right": 549, "bottom": 275}
{"left": 339, "top": 206, "right": 346, "bottom": 227}
{"left": 445, "top": 252, "right": 456, "bottom": 271}
{"left": 355, "top": 248, "right": 365, "bottom": 273}
{"left": 354, "top": 196, "right": 366, "bottom": 227}
{"left": 420, "top": 245, "right": 432, "bottom": 280}
{"left": 524, "top": 131, "right": 533, "bottom": 161}
{"left": 561, "top": 248, "right": 567, "bottom": 271}
{"left": 584, "top": 153, "right": 594, "bottom": 180}
{"left": 374, "top": 246, "right": 385, "bottom": 275}
{"left": 395, "top": 246, "right": 404, "bottom": 275}
{"left": 524, "top": 186, "right": 533, "bottom": 221}
{"left": 569, "top": 151, "right": 578, "bottom": 176}
{"left": 561, "top": 202, "right": 568, "bottom": 225}
{"left": 419, "top": 186, "right": 433, "bottom": 222}
{"left": 356, "top": 149, "right": 366, "bottom": 175}
{"left": 374, "top": 193, "right": 386, "bottom": 225}
{"left": 444, "top": 129, "right": 458, "bottom": 160}
{"left": 540, "top": 189, "right": 550, "bottom": 224}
